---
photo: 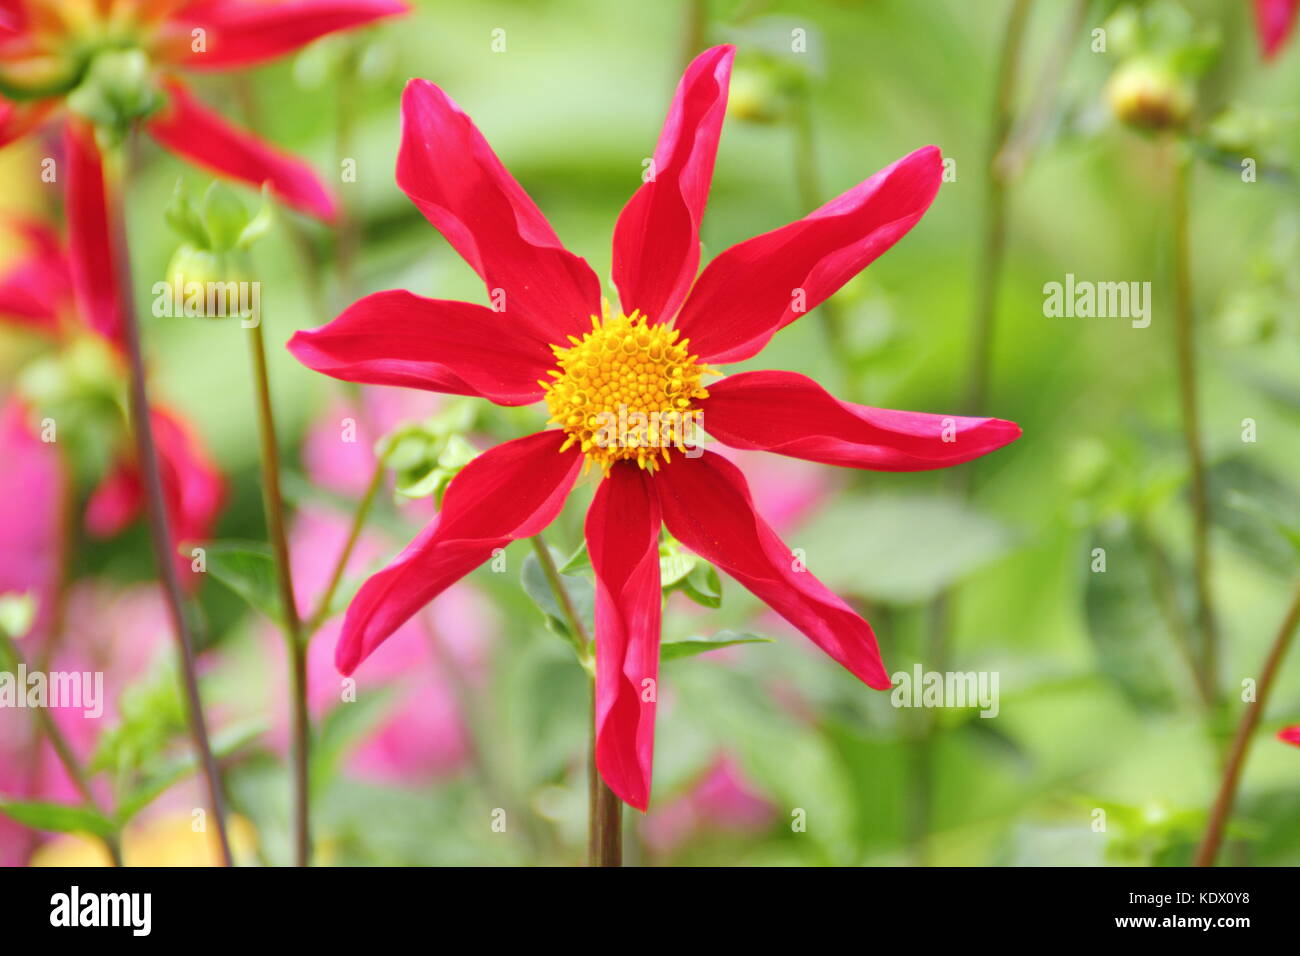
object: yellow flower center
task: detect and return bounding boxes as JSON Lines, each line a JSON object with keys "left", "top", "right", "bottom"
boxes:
{"left": 542, "top": 305, "right": 713, "bottom": 476}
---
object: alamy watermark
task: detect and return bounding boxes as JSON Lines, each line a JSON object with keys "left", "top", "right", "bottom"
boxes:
{"left": 1043, "top": 273, "right": 1151, "bottom": 328}
{"left": 891, "top": 665, "right": 1000, "bottom": 718}
{"left": 152, "top": 276, "right": 261, "bottom": 327}
{"left": 0, "top": 665, "right": 103, "bottom": 718}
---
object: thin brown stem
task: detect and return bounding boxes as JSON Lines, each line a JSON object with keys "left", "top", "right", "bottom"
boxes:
{"left": 245, "top": 318, "right": 310, "bottom": 867}
{"left": 306, "top": 457, "right": 385, "bottom": 636}
{"left": 588, "top": 682, "right": 623, "bottom": 867}
{"left": 105, "top": 143, "right": 232, "bottom": 868}
{"left": 1171, "top": 149, "right": 1219, "bottom": 701}
{"left": 1194, "top": 580, "right": 1300, "bottom": 866}
{"left": 528, "top": 536, "right": 622, "bottom": 865}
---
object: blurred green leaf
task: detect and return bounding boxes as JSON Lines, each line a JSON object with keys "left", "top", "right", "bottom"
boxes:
{"left": 198, "top": 540, "right": 284, "bottom": 626}
{"left": 1083, "top": 523, "right": 1180, "bottom": 713}
{"left": 115, "top": 719, "right": 266, "bottom": 824}
{"left": 0, "top": 799, "right": 116, "bottom": 838}
{"left": 310, "top": 690, "right": 395, "bottom": 797}
{"left": 798, "top": 494, "right": 1016, "bottom": 603}
{"left": 521, "top": 550, "right": 593, "bottom": 659}
{"left": 661, "top": 631, "right": 769, "bottom": 661}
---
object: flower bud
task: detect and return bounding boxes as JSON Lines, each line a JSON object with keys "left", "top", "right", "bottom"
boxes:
{"left": 67, "top": 50, "right": 162, "bottom": 136}
{"left": 1105, "top": 57, "right": 1193, "bottom": 132}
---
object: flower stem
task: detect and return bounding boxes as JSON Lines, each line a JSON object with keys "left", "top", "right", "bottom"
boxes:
{"left": 0, "top": 628, "right": 123, "bottom": 866}
{"left": 1194, "top": 579, "right": 1300, "bottom": 866}
{"left": 528, "top": 535, "right": 622, "bottom": 866}
{"left": 306, "top": 457, "right": 385, "bottom": 636}
{"left": 588, "top": 681, "right": 623, "bottom": 867}
{"left": 105, "top": 144, "right": 233, "bottom": 868}
{"left": 245, "top": 318, "right": 310, "bottom": 867}
{"left": 1171, "top": 148, "right": 1219, "bottom": 702}
{"left": 913, "top": 0, "right": 1036, "bottom": 863}
{"left": 963, "top": 0, "right": 1033, "bottom": 421}
{"left": 788, "top": 90, "right": 848, "bottom": 376}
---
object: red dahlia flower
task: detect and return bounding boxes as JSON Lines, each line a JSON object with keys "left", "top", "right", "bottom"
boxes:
{"left": 1254, "top": 0, "right": 1299, "bottom": 59}
{"left": 1, "top": 1, "right": 406, "bottom": 344}
{"left": 0, "top": 219, "right": 225, "bottom": 591}
{"left": 288, "top": 45, "right": 1022, "bottom": 810}
{"left": 0, "top": 0, "right": 406, "bottom": 218}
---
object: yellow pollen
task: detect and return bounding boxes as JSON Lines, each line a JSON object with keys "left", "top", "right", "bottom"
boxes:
{"left": 542, "top": 303, "right": 713, "bottom": 477}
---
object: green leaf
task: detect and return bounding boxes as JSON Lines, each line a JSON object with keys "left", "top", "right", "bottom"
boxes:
{"left": 197, "top": 540, "right": 284, "bottom": 626}
{"left": 797, "top": 494, "right": 1015, "bottom": 603}
{"left": 559, "top": 541, "right": 591, "bottom": 574}
{"left": 1083, "top": 523, "right": 1181, "bottom": 713}
{"left": 658, "top": 540, "right": 698, "bottom": 588}
{"left": 0, "top": 799, "right": 116, "bottom": 838}
{"left": 674, "top": 563, "right": 722, "bottom": 608}
{"left": 310, "top": 690, "right": 395, "bottom": 797}
{"left": 521, "top": 550, "right": 593, "bottom": 659}
{"left": 114, "top": 719, "right": 266, "bottom": 825}
{"left": 660, "top": 631, "right": 770, "bottom": 661}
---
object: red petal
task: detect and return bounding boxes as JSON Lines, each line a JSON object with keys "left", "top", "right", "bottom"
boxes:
{"left": 655, "top": 451, "right": 889, "bottom": 689}
{"left": 674, "top": 145, "right": 943, "bottom": 364}
{"left": 336, "top": 430, "right": 581, "bottom": 674}
{"left": 86, "top": 407, "right": 225, "bottom": 593}
{"left": 85, "top": 462, "right": 143, "bottom": 537}
{"left": 0, "top": 99, "right": 52, "bottom": 148}
{"left": 169, "top": 0, "right": 408, "bottom": 71}
{"left": 397, "top": 79, "right": 601, "bottom": 345}
{"left": 1279, "top": 725, "right": 1300, "bottom": 747}
{"left": 1255, "top": 0, "right": 1299, "bottom": 59}
{"left": 0, "top": 222, "right": 71, "bottom": 332}
{"left": 288, "top": 290, "right": 554, "bottom": 406}
{"left": 587, "top": 463, "right": 662, "bottom": 812}
{"left": 147, "top": 79, "right": 337, "bottom": 220}
{"left": 702, "top": 370, "right": 1021, "bottom": 470}
{"left": 612, "top": 45, "right": 733, "bottom": 325}
{"left": 64, "top": 120, "right": 126, "bottom": 348}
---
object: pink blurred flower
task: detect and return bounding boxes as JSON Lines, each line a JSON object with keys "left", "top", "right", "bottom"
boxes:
{"left": 1254, "top": 0, "right": 1299, "bottom": 59}
{"left": 642, "top": 755, "right": 775, "bottom": 855}
{"left": 302, "top": 387, "right": 444, "bottom": 496}
{"left": 0, "top": 580, "right": 173, "bottom": 865}
{"left": 1279, "top": 725, "right": 1300, "bottom": 747}
{"left": 0, "top": 397, "right": 66, "bottom": 642}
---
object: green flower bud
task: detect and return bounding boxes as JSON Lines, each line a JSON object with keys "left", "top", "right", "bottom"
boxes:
{"left": 67, "top": 49, "right": 162, "bottom": 138}
{"left": 1105, "top": 57, "right": 1193, "bottom": 132}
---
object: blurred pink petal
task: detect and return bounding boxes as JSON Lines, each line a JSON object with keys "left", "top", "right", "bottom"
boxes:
{"left": 642, "top": 755, "right": 774, "bottom": 855}
{"left": 0, "top": 398, "right": 66, "bottom": 643}
{"left": 263, "top": 504, "right": 497, "bottom": 784}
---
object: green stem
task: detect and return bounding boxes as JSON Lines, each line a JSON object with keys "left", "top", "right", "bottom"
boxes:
{"left": 335, "top": 36, "right": 363, "bottom": 307}
{"left": 528, "top": 536, "right": 622, "bottom": 866}
{"left": 789, "top": 90, "right": 848, "bottom": 373}
{"left": 245, "top": 318, "right": 310, "bottom": 867}
{"left": 306, "top": 457, "right": 385, "bottom": 636}
{"left": 1194, "top": 580, "right": 1300, "bottom": 866}
{"left": 963, "top": 0, "right": 1034, "bottom": 421}
{"left": 105, "top": 142, "right": 233, "bottom": 868}
{"left": 0, "top": 629, "right": 123, "bottom": 866}
{"left": 1171, "top": 148, "right": 1219, "bottom": 702}
{"left": 915, "top": 0, "right": 1035, "bottom": 864}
